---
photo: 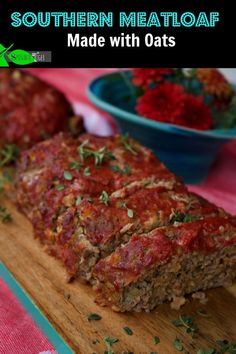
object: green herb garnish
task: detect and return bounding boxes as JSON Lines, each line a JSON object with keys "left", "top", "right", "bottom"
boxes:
{"left": 123, "top": 165, "right": 131, "bottom": 175}
{"left": 118, "top": 201, "right": 126, "bottom": 208}
{"left": 56, "top": 184, "right": 65, "bottom": 191}
{"left": 170, "top": 211, "right": 197, "bottom": 224}
{"left": 120, "top": 133, "right": 137, "bottom": 156}
{"left": 0, "top": 144, "right": 19, "bottom": 167}
{"left": 0, "top": 206, "right": 12, "bottom": 223}
{"left": 69, "top": 160, "right": 81, "bottom": 171}
{"left": 64, "top": 171, "right": 73, "bottom": 181}
{"left": 79, "top": 140, "right": 114, "bottom": 166}
{"left": 216, "top": 340, "right": 236, "bottom": 354}
{"left": 88, "top": 313, "right": 102, "bottom": 321}
{"left": 83, "top": 167, "right": 91, "bottom": 176}
{"left": 123, "top": 326, "right": 133, "bottom": 335}
{"left": 110, "top": 164, "right": 131, "bottom": 175}
{"left": 153, "top": 336, "right": 160, "bottom": 345}
{"left": 196, "top": 349, "right": 216, "bottom": 354}
{"left": 104, "top": 336, "right": 119, "bottom": 354}
{"left": 127, "top": 208, "right": 134, "bottom": 218}
{"left": 172, "top": 315, "right": 198, "bottom": 335}
{"left": 173, "top": 338, "right": 183, "bottom": 351}
{"left": 99, "top": 191, "right": 109, "bottom": 206}
{"left": 75, "top": 196, "right": 82, "bottom": 206}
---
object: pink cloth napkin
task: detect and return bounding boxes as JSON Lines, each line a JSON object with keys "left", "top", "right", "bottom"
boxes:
{"left": 0, "top": 278, "right": 56, "bottom": 354}
{"left": 27, "top": 68, "right": 236, "bottom": 215}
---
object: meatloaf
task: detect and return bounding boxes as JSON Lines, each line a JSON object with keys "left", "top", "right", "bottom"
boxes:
{"left": 0, "top": 69, "right": 83, "bottom": 149}
{"left": 93, "top": 216, "right": 236, "bottom": 312}
{"left": 15, "top": 133, "right": 236, "bottom": 311}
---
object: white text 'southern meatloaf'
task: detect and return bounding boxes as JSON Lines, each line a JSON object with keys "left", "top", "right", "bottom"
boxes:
{"left": 0, "top": 69, "right": 83, "bottom": 149}
{"left": 93, "top": 216, "right": 236, "bottom": 312}
{"left": 16, "top": 133, "right": 228, "bottom": 283}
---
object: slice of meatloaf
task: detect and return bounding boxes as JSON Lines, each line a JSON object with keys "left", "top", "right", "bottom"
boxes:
{"left": 16, "top": 133, "right": 227, "bottom": 282}
{"left": 0, "top": 69, "right": 83, "bottom": 149}
{"left": 93, "top": 216, "right": 236, "bottom": 312}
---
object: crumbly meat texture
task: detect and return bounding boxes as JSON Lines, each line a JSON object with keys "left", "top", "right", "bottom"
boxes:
{"left": 93, "top": 216, "right": 236, "bottom": 312}
{"left": 0, "top": 69, "right": 76, "bottom": 149}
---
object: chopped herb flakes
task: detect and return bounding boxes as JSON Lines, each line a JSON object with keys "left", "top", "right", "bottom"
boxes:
{"left": 69, "top": 160, "right": 81, "bottom": 171}
{"left": 153, "top": 336, "right": 160, "bottom": 345}
{"left": 0, "top": 144, "right": 19, "bottom": 167}
{"left": 83, "top": 167, "right": 91, "bottom": 176}
{"left": 120, "top": 133, "right": 137, "bottom": 156}
{"left": 0, "top": 206, "right": 12, "bottom": 223}
{"left": 123, "top": 326, "right": 133, "bottom": 335}
{"left": 127, "top": 208, "right": 134, "bottom": 218}
{"left": 63, "top": 171, "right": 73, "bottom": 181}
{"left": 100, "top": 191, "right": 109, "bottom": 206}
{"left": 173, "top": 338, "right": 183, "bottom": 351}
{"left": 170, "top": 211, "right": 197, "bottom": 224}
{"left": 76, "top": 196, "right": 82, "bottom": 206}
{"left": 104, "top": 336, "right": 119, "bottom": 354}
{"left": 88, "top": 313, "right": 102, "bottom": 321}
{"left": 55, "top": 184, "right": 65, "bottom": 191}
{"left": 110, "top": 165, "right": 131, "bottom": 175}
{"left": 118, "top": 201, "right": 126, "bottom": 208}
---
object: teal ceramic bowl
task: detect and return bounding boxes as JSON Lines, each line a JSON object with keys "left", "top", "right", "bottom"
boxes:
{"left": 88, "top": 71, "right": 236, "bottom": 184}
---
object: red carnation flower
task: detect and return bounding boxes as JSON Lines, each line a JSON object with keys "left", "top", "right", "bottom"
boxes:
{"left": 136, "top": 82, "right": 214, "bottom": 131}
{"left": 180, "top": 94, "right": 214, "bottom": 130}
{"left": 133, "top": 68, "right": 174, "bottom": 88}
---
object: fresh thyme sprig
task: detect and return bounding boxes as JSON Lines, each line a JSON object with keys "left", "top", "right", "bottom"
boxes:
{"left": 0, "top": 206, "right": 12, "bottom": 223}
{"left": 0, "top": 144, "right": 19, "bottom": 167}
{"left": 78, "top": 140, "right": 115, "bottom": 166}
{"left": 120, "top": 133, "right": 137, "bottom": 156}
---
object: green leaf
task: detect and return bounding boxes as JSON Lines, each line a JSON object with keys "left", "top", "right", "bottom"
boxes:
{"left": 83, "top": 167, "right": 91, "bottom": 176}
{"left": 87, "top": 313, "right": 102, "bottom": 321}
{"left": 0, "top": 206, "right": 12, "bottom": 223}
{"left": 153, "top": 336, "right": 160, "bottom": 345}
{"left": 127, "top": 208, "right": 134, "bottom": 218}
{"left": 123, "top": 326, "right": 133, "bottom": 335}
{"left": 56, "top": 184, "right": 65, "bottom": 191}
{"left": 0, "top": 55, "right": 9, "bottom": 67}
{"left": 173, "top": 338, "right": 183, "bottom": 351}
{"left": 75, "top": 196, "right": 82, "bottom": 206}
{"left": 7, "top": 49, "right": 36, "bottom": 65}
{"left": 63, "top": 171, "right": 73, "bottom": 181}
{"left": 99, "top": 190, "right": 109, "bottom": 206}
{"left": 0, "top": 144, "right": 19, "bottom": 167}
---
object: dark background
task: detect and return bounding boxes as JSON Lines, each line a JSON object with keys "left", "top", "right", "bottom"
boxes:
{"left": 0, "top": 0, "right": 234, "bottom": 67}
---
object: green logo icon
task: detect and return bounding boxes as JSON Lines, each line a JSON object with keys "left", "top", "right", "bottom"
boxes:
{"left": 0, "top": 43, "right": 36, "bottom": 67}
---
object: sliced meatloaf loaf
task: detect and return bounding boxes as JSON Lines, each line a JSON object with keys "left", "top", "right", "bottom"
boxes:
{"left": 0, "top": 69, "right": 82, "bottom": 149}
{"left": 16, "top": 133, "right": 227, "bottom": 283}
{"left": 93, "top": 216, "right": 236, "bottom": 312}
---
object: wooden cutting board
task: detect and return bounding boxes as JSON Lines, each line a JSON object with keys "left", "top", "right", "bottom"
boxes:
{"left": 0, "top": 199, "right": 236, "bottom": 354}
